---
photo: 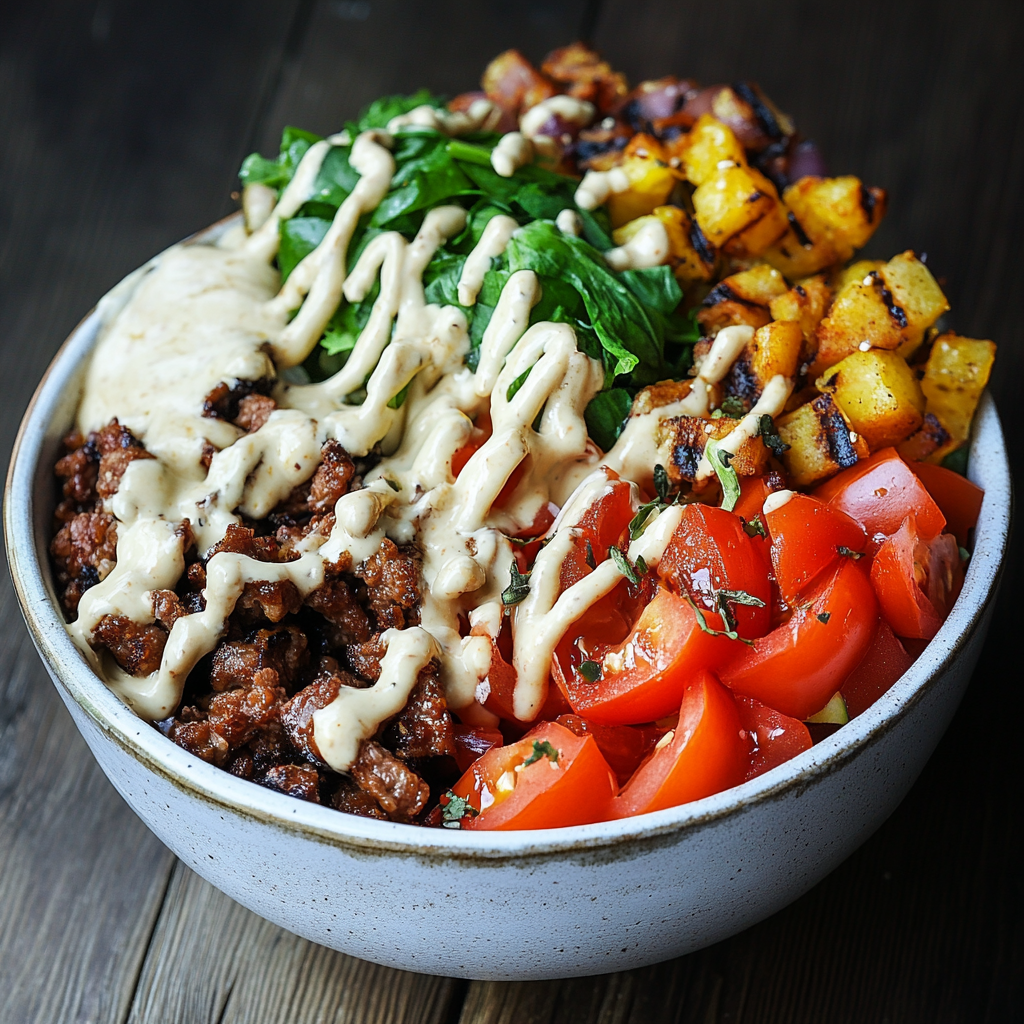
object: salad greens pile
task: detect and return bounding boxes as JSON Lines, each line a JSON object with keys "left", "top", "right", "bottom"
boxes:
{"left": 239, "top": 92, "right": 698, "bottom": 450}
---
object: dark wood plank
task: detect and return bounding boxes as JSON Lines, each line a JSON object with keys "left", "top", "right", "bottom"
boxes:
{"left": 126, "top": 862, "right": 458, "bottom": 1024}
{"left": 0, "top": 2, "right": 305, "bottom": 1020}
{"left": 457, "top": 3, "right": 1024, "bottom": 1021}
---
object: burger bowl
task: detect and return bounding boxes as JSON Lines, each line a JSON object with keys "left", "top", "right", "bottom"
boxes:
{"left": 4, "top": 217, "right": 1012, "bottom": 980}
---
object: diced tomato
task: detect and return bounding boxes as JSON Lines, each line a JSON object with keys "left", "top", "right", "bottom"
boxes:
{"left": 481, "top": 635, "right": 570, "bottom": 724}
{"left": 734, "top": 695, "right": 812, "bottom": 781}
{"left": 840, "top": 619, "right": 913, "bottom": 717}
{"left": 452, "top": 724, "right": 505, "bottom": 774}
{"left": 814, "top": 448, "right": 946, "bottom": 549}
{"left": 720, "top": 557, "right": 879, "bottom": 720}
{"left": 557, "top": 587, "right": 737, "bottom": 726}
{"left": 658, "top": 503, "right": 772, "bottom": 638}
{"left": 909, "top": 461, "right": 984, "bottom": 547}
{"left": 558, "top": 476, "right": 638, "bottom": 593}
{"left": 449, "top": 721, "right": 617, "bottom": 830}
{"left": 732, "top": 476, "right": 774, "bottom": 572}
{"left": 765, "top": 493, "right": 867, "bottom": 604}
{"left": 870, "top": 514, "right": 964, "bottom": 641}
{"left": 556, "top": 714, "right": 664, "bottom": 786}
{"left": 614, "top": 671, "right": 747, "bottom": 816}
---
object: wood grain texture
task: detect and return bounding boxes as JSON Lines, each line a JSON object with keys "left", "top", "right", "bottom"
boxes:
{"left": 125, "top": 862, "right": 458, "bottom": 1024}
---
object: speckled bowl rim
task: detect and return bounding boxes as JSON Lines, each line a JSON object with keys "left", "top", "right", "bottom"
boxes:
{"left": 4, "top": 215, "right": 1013, "bottom": 862}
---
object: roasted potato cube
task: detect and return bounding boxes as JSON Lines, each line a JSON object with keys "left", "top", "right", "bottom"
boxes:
{"left": 896, "top": 412, "right": 952, "bottom": 462}
{"left": 692, "top": 164, "right": 788, "bottom": 256}
{"left": 695, "top": 264, "right": 786, "bottom": 335}
{"left": 768, "top": 274, "right": 833, "bottom": 363}
{"left": 815, "top": 349, "right": 925, "bottom": 451}
{"left": 784, "top": 175, "right": 887, "bottom": 262}
{"left": 920, "top": 333, "right": 996, "bottom": 449}
{"left": 724, "top": 320, "right": 804, "bottom": 410}
{"left": 675, "top": 113, "right": 747, "bottom": 186}
{"left": 878, "top": 251, "right": 950, "bottom": 359}
{"left": 606, "top": 133, "right": 678, "bottom": 227}
{"left": 763, "top": 229, "right": 838, "bottom": 279}
{"left": 834, "top": 259, "right": 885, "bottom": 291}
{"left": 812, "top": 272, "right": 905, "bottom": 375}
{"left": 649, "top": 206, "right": 717, "bottom": 285}
{"left": 659, "top": 414, "right": 769, "bottom": 484}
{"left": 776, "top": 393, "right": 869, "bottom": 487}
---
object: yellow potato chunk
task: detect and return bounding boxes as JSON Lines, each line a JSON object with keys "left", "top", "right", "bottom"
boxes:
{"left": 692, "top": 164, "right": 788, "bottom": 256}
{"left": 815, "top": 349, "right": 925, "bottom": 451}
{"left": 722, "top": 319, "right": 804, "bottom": 411}
{"left": 768, "top": 275, "right": 833, "bottom": 360}
{"left": 659, "top": 414, "right": 769, "bottom": 484}
{"left": 649, "top": 206, "right": 716, "bottom": 285}
{"left": 676, "top": 114, "right": 746, "bottom": 186}
{"left": 784, "top": 175, "right": 887, "bottom": 261}
{"left": 763, "top": 229, "right": 838, "bottom": 279}
{"left": 695, "top": 264, "right": 787, "bottom": 336}
{"left": 776, "top": 393, "right": 870, "bottom": 487}
{"left": 606, "top": 133, "right": 678, "bottom": 227}
{"left": 813, "top": 274, "right": 904, "bottom": 375}
{"left": 878, "top": 251, "right": 950, "bottom": 359}
{"left": 920, "top": 333, "right": 996, "bottom": 448}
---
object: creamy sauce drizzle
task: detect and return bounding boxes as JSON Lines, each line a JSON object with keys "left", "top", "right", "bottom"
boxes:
{"left": 69, "top": 127, "right": 768, "bottom": 772}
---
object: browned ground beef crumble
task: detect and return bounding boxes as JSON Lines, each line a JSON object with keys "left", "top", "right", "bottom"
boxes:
{"left": 49, "top": 417, "right": 459, "bottom": 824}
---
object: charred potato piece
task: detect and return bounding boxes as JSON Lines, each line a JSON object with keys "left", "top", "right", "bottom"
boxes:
{"left": 693, "top": 163, "right": 788, "bottom": 257}
{"left": 696, "top": 264, "right": 786, "bottom": 336}
{"left": 784, "top": 175, "right": 887, "bottom": 261}
{"left": 896, "top": 412, "right": 953, "bottom": 463}
{"left": 919, "top": 333, "right": 996, "bottom": 454}
{"left": 540, "top": 42, "right": 628, "bottom": 113}
{"left": 658, "top": 414, "right": 770, "bottom": 484}
{"left": 724, "top": 320, "right": 804, "bottom": 410}
{"left": 649, "top": 206, "right": 717, "bottom": 285}
{"left": 674, "top": 113, "right": 747, "bottom": 186}
{"left": 879, "top": 250, "right": 950, "bottom": 360}
{"left": 815, "top": 349, "right": 925, "bottom": 451}
{"left": 606, "top": 134, "right": 678, "bottom": 227}
{"left": 776, "top": 393, "right": 869, "bottom": 487}
{"left": 768, "top": 274, "right": 833, "bottom": 364}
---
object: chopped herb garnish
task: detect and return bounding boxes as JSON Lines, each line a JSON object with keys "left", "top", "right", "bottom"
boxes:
{"left": 710, "top": 408, "right": 724, "bottom": 419}
{"left": 577, "top": 660, "right": 602, "bottom": 682}
{"left": 720, "top": 395, "right": 746, "bottom": 417}
{"left": 742, "top": 516, "right": 767, "bottom": 538}
{"left": 837, "top": 545, "right": 863, "bottom": 559}
{"left": 705, "top": 438, "right": 741, "bottom": 513}
{"left": 714, "top": 589, "right": 763, "bottom": 632}
{"left": 610, "top": 545, "right": 641, "bottom": 584}
{"left": 653, "top": 463, "right": 671, "bottom": 503}
{"left": 684, "top": 595, "right": 753, "bottom": 645}
{"left": 523, "top": 740, "right": 560, "bottom": 766}
{"left": 585, "top": 539, "right": 596, "bottom": 569}
{"left": 817, "top": 611, "right": 832, "bottom": 624}
{"left": 628, "top": 499, "right": 661, "bottom": 540}
{"left": 441, "top": 790, "right": 479, "bottom": 828}
{"left": 501, "top": 562, "right": 531, "bottom": 606}
{"left": 758, "top": 414, "right": 790, "bottom": 457}
{"left": 959, "top": 546, "right": 971, "bottom": 563}
{"left": 635, "top": 554, "right": 649, "bottom": 577}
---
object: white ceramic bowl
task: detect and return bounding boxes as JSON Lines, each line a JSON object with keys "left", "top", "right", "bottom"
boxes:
{"left": 4, "top": 220, "right": 1012, "bottom": 980}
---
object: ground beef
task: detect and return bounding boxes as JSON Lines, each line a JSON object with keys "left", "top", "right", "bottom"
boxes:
{"left": 50, "top": 424, "right": 456, "bottom": 825}
{"left": 91, "top": 614, "right": 167, "bottom": 676}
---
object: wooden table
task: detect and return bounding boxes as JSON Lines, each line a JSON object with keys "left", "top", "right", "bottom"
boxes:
{"left": 2, "top": 2, "right": 1021, "bottom": 1019}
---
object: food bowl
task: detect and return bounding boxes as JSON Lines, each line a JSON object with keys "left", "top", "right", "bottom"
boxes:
{"left": 4, "top": 217, "right": 1012, "bottom": 980}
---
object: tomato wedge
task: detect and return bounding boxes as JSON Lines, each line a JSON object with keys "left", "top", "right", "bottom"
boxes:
{"left": 815, "top": 448, "right": 946, "bottom": 548}
{"left": 558, "top": 475, "right": 637, "bottom": 593}
{"left": 614, "top": 671, "right": 747, "bottom": 816}
{"left": 764, "top": 493, "right": 867, "bottom": 604}
{"left": 735, "top": 695, "right": 812, "bottom": 781}
{"left": 557, "top": 587, "right": 736, "bottom": 726}
{"left": 909, "top": 461, "right": 984, "bottom": 547}
{"left": 448, "top": 721, "right": 617, "bottom": 830}
{"left": 555, "top": 714, "right": 664, "bottom": 786}
{"left": 720, "top": 557, "right": 879, "bottom": 720}
{"left": 452, "top": 724, "right": 505, "bottom": 774}
{"left": 870, "top": 514, "right": 964, "bottom": 641}
{"left": 840, "top": 619, "right": 913, "bottom": 717}
{"left": 480, "top": 635, "right": 570, "bottom": 723}
{"left": 659, "top": 503, "right": 771, "bottom": 639}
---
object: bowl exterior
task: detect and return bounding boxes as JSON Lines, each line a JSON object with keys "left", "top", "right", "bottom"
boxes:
{"left": 5, "top": 221, "right": 1011, "bottom": 980}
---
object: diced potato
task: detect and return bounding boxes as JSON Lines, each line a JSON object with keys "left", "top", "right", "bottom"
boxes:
{"left": 607, "top": 133, "right": 678, "bottom": 227}
{"left": 695, "top": 264, "right": 787, "bottom": 336}
{"left": 878, "top": 251, "right": 950, "bottom": 359}
{"left": 768, "top": 275, "right": 833, "bottom": 362}
{"left": 784, "top": 175, "right": 887, "bottom": 262}
{"left": 919, "top": 333, "right": 996, "bottom": 449}
{"left": 834, "top": 260, "right": 885, "bottom": 292}
{"left": 776, "top": 393, "right": 869, "bottom": 487}
{"left": 692, "top": 164, "right": 788, "bottom": 256}
{"left": 896, "top": 412, "right": 952, "bottom": 462}
{"left": 723, "top": 320, "right": 804, "bottom": 410}
{"left": 650, "top": 206, "right": 717, "bottom": 285}
{"left": 763, "top": 229, "right": 837, "bottom": 279}
{"left": 813, "top": 275, "right": 904, "bottom": 374}
{"left": 658, "top": 414, "right": 769, "bottom": 484}
{"left": 675, "top": 113, "right": 747, "bottom": 186}
{"left": 815, "top": 349, "right": 925, "bottom": 451}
